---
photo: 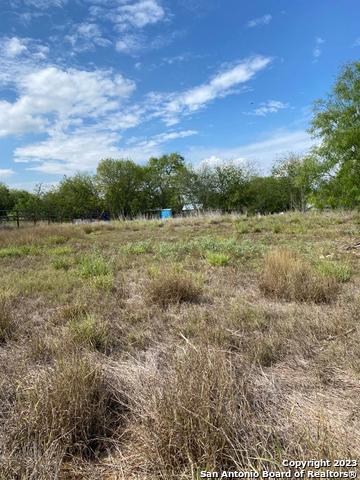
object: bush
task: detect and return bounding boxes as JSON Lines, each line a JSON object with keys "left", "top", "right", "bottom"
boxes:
{"left": 206, "top": 252, "right": 230, "bottom": 266}
{"left": 146, "top": 268, "right": 202, "bottom": 307}
{"left": 260, "top": 249, "right": 339, "bottom": 303}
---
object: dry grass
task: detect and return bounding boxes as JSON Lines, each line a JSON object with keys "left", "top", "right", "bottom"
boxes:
{"left": 0, "top": 211, "right": 359, "bottom": 478}
{"left": 2, "top": 354, "right": 124, "bottom": 478}
{"left": 0, "top": 297, "right": 16, "bottom": 343}
{"left": 260, "top": 248, "right": 340, "bottom": 303}
{"left": 146, "top": 267, "right": 203, "bottom": 307}
{"left": 123, "top": 348, "right": 257, "bottom": 475}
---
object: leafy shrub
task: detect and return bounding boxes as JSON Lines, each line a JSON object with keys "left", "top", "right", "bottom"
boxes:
{"left": 260, "top": 249, "right": 339, "bottom": 303}
{"left": 206, "top": 252, "right": 230, "bottom": 266}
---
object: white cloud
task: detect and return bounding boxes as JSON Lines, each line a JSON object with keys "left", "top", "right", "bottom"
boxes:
{"left": 251, "top": 100, "right": 288, "bottom": 116}
{"left": 150, "top": 55, "right": 272, "bottom": 125}
{"left": 0, "top": 66, "right": 136, "bottom": 137}
{"left": 313, "top": 37, "right": 325, "bottom": 60}
{"left": 17, "top": 129, "right": 122, "bottom": 174}
{"left": 353, "top": 37, "right": 360, "bottom": 47}
{"left": 0, "top": 169, "right": 15, "bottom": 179}
{"left": 115, "top": 0, "right": 165, "bottom": 30}
{"left": 0, "top": 100, "right": 46, "bottom": 137}
{"left": 187, "top": 129, "right": 315, "bottom": 173}
{"left": 16, "top": 128, "right": 197, "bottom": 174}
{"left": 65, "top": 23, "right": 111, "bottom": 51}
{"left": 127, "top": 129, "right": 197, "bottom": 148}
{"left": 89, "top": 1, "right": 165, "bottom": 31}
{"left": 3, "top": 37, "right": 28, "bottom": 57}
{"left": 23, "top": 0, "right": 67, "bottom": 8}
{"left": 116, "top": 34, "right": 144, "bottom": 53}
{"left": 247, "top": 14, "right": 272, "bottom": 28}
{"left": 88, "top": 0, "right": 166, "bottom": 54}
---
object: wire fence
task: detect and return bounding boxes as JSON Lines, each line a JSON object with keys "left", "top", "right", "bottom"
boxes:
{"left": 0, "top": 209, "right": 110, "bottom": 228}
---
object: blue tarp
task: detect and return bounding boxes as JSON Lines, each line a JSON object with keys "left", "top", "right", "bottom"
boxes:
{"left": 160, "top": 209, "right": 172, "bottom": 219}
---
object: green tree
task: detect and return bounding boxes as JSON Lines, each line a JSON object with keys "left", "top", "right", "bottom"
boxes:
{"left": 97, "top": 159, "right": 145, "bottom": 218}
{"left": 145, "top": 153, "right": 191, "bottom": 213}
{"left": 195, "top": 161, "right": 253, "bottom": 212}
{"left": 246, "top": 176, "right": 290, "bottom": 214}
{"left": 310, "top": 61, "right": 360, "bottom": 207}
{"left": 0, "top": 183, "right": 14, "bottom": 211}
{"left": 52, "top": 174, "right": 101, "bottom": 219}
{"left": 272, "top": 153, "right": 321, "bottom": 211}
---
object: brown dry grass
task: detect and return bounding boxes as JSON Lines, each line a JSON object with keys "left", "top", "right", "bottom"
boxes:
{"left": 146, "top": 267, "right": 203, "bottom": 307}
{"left": 260, "top": 248, "right": 340, "bottom": 303}
{"left": 0, "top": 211, "right": 359, "bottom": 478}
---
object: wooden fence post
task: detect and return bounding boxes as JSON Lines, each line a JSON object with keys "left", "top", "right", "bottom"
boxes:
{"left": 16, "top": 211, "right": 20, "bottom": 228}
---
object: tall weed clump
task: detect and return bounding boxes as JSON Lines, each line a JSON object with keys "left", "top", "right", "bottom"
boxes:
{"left": 146, "top": 267, "right": 203, "bottom": 307}
{"left": 0, "top": 297, "right": 16, "bottom": 343}
{"left": 126, "top": 348, "right": 258, "bottom": 475}
{"left": 5, "top": 354, "right": 123, "bottom": 473}
{"left": 260, "top": 249, "right": 339, "bottom": 303}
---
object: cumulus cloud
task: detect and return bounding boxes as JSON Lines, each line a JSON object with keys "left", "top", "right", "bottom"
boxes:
{"left": 250, "top": 100, "right": 288, "bottom": 116}
{"left": 150, "top": 55, "right": 272, "bottom": 125}
{"left": 0, "top": 66, "right": 136, "bottom": 137}
{"left": 247, "top": 14, "right": 272, "bottom": 28}
{"left": 3, "top": 37, "right": 28, "bottom": 57}
{"left": 16, "top": 128, "right": 196, "bottom": 174}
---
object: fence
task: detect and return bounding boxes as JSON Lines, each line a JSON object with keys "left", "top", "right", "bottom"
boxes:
{"left": 0, "top": 209, "right": 110, "bottom": 228}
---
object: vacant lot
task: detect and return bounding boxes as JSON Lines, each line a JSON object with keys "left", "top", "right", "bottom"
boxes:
{"left": 0, "top": 211, "right": 359, "bottom": 479}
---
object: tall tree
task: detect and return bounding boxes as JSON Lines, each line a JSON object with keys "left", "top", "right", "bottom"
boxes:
{"left": 52, "top": 174, "right": 101, "bottom": 219}
{"left": 0, "top": 183, "right": 14, "bottom": 211}
{"left": 145, "top": 153, "right": 190, "bottom": 213}
{"left": 195, "top": 161, "right": 253, "bottom": 212}
{"left": 97, "top": 159, "right": 145, "bottom": 218}
{"left": 272, "top": 153, "right": 321, "bottom": 211}
{"left": 310, "top": 61, "right": 360, "bottom": 207}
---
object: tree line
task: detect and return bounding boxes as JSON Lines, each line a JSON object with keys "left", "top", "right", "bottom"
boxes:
{"left": 1, "top": 60, "right": 359, "bottom": 220}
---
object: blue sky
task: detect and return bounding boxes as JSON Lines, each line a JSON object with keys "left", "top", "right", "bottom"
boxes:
{"left": 0, "top": 0, "right": 359, "bottom": 190}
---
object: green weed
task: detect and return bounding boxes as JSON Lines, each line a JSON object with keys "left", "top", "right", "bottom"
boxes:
{"left": 206, "top": 252, "right": 231, "bottom": 266}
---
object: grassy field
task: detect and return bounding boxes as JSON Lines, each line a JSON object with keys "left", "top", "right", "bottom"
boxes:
{"left": 0, "top": 211, "right": 359, "bottom": 479}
